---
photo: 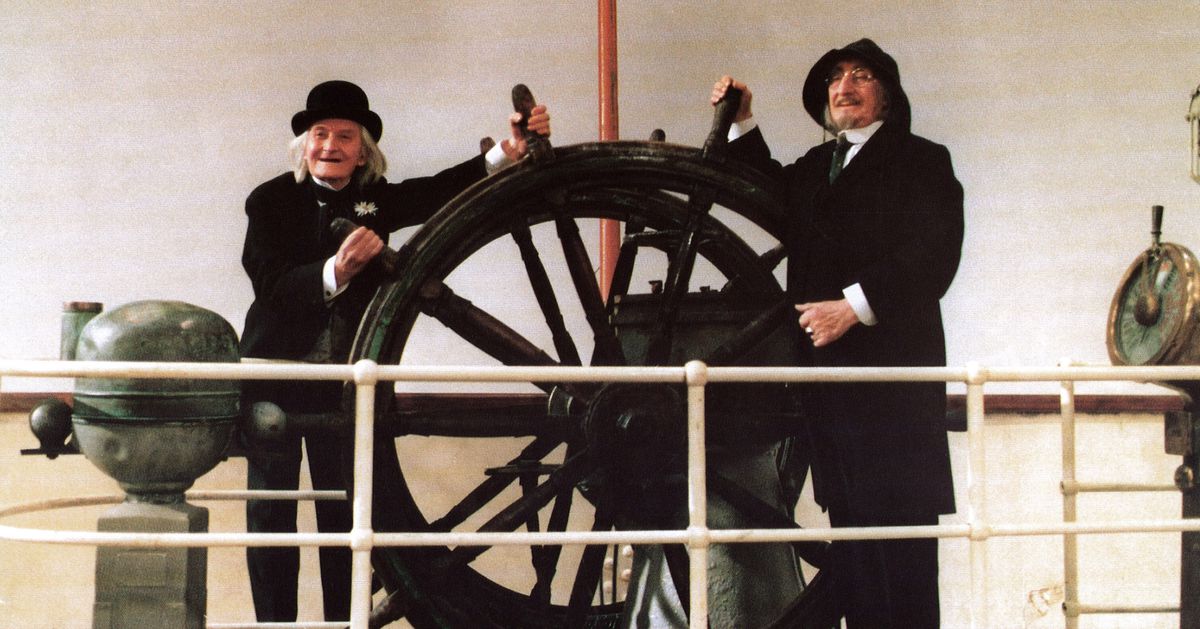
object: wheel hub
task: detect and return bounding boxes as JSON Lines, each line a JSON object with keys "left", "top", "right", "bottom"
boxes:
{"left": 583, "top": 382, "right": 686, "bottom": 481}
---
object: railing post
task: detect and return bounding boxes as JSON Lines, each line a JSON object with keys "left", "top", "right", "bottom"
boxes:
{"left": 684, "top": 360, "right": 709, "bottom": 628}
{"left": 349, "top": 360, "right": 378, "bottom": 629}
{"left": 966, "top": 361, "right": 989, "bottom": 629}
{"left": 1059, "top": 358, "right": 1080, "bottom": 628}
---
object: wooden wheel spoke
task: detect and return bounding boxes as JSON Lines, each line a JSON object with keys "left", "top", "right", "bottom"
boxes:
{"left": 511, "top": 219, "right": 583, "bottom": 366}
{"left": 758, "top": 242, "right": 787, "bottom": 273}
{"left": 661, "top": 543, "right": 691, "bottom": 620}
{"left": 606, "top": 217, "right": 646, "bottom": 306}
{"left": 369, "top": 591, "right": 410, "bottom": 627}
{"left": 420, "top": 279, "right": 556, "bottom": 368}
{"left": 378, "top": 397, "right": 565, "bottom": 438}
{"left": 645, "top": 219, "right": 704, "bottom": 365}
{"left": 707, "top": 471, "right": 830, "bottom": 569}
{"left": 703, "top": 297, "right": 793, "bottom": 367}
{"left": 419, "top": 279, "right": 594, "bottom": 401}
{"left": 663, "top": 187, "right": 718, "bottom": 293}
{"left": 442, "top": 448, "right": 595, "bottom": 567}
{"left": 528, "top": 444, "right": 577, "bottom": 605}
{"left": 554, "top": 215, "right": 626, "bottom": 366}
{"left": 431, "top": 436, "right": 564, "bottom": 532}
{"left": 717, "top": 242, "right": 784, "bottom": 295}
{"left": 642, "top": 188, "right": 721, "bottom": 365}
{"left": 661, "top": 221, "right": 702, "bottom": 300}
{"left": 565, "top": 504, "right": 617, "bottom": 626}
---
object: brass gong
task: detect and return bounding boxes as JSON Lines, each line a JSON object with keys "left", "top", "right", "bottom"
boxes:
{"left": 1108, "top": 209, "right": 1200, "bottom": 366}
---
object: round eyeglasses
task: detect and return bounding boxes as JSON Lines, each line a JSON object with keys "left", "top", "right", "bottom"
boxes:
{"left": 826, "top": 67, "right": 875, "bottom": 87}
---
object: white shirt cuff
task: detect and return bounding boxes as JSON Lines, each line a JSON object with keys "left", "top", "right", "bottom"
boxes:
{"left": 843, "top": 283, "right": 877, "bottom": 326}
{"left": 323, "top": 257, "right": 346, "bottom": 302}
{"left": 485, "top": 140, "right": 513, "bottom": 175}
{"left": 728, "top": 117, "right": 757, "bottom": 141}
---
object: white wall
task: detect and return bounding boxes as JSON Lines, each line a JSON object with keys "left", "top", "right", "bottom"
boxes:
{"left": 1, "top": 1, "right": 1198, "bottom": 394}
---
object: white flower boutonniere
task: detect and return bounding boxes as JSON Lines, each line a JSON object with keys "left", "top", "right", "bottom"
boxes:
{"left": 354, "top": 201, "right": 379, "bottom": 217}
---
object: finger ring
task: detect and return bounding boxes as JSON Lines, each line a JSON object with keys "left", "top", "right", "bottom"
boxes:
{"left": 805, "top": 326, "right": 814, "bottom": 334}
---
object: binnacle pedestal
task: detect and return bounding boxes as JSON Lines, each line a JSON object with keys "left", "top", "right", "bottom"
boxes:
{"left": 92, "top": 497, "right": 209, "bottom": 628}
{"left": 65, "top": 300, "right": 240, "bottom": 629}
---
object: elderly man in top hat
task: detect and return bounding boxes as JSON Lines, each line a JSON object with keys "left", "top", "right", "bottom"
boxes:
{"left": 239, "top": 79, "right": 550, "bottom": 623}
{"left": 711, "top": 39, "right": 964, "bottom": 627}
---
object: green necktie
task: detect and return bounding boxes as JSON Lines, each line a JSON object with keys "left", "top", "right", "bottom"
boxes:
{"left": 829, "top": 135, "right": 852, "bottom": 183}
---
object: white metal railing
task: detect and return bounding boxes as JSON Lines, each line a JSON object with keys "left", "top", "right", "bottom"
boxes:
{"left": 1, "top": 359, "right": 1197, "bottom": 629}
{"left": 1057, "top": 360, "right": 1182, "bottom": 627}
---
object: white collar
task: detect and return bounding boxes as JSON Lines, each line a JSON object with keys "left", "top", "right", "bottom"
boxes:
{"left": 311, "top": 176, "right": 349, "bottom": 191}
{"left": 839, "top": 119, "right": 884, "bottom": 145}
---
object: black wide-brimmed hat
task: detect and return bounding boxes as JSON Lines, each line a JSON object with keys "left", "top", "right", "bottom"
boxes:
{"left": 291, "top": 80, "right": 383, "bottom": 141}
{"left": 801, "top": 38, "right": 911, "bottom": 131}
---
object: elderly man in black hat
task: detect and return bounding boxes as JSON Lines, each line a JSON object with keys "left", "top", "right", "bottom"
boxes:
{"left": 238, "top": 79, "right": 550, "bottom": 623}
{"left": 712, "top": 39, "right": 963, "bottom": 628}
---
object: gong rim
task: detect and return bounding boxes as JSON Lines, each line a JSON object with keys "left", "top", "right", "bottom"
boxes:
{"left": 1107, "top": 242, "right": 1200, "bottom": 366}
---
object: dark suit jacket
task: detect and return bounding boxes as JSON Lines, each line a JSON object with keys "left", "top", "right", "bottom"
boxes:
{"left": 729, "top": 123, "right": 963, "bottom": 517}
{"left": 239, "top": 155, "right": 487, "bottom": 412}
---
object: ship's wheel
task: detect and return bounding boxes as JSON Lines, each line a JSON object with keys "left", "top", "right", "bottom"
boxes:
{"left": 344, "top": 87, "right": 840, "bottom": 628}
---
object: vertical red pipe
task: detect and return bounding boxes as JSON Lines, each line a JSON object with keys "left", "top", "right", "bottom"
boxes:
{"left": 597, "top": 0, "right": 619, "bottom": 299}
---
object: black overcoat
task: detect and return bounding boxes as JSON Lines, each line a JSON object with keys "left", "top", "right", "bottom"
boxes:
{"left": 239, "top": 155, "right": 487, "bottom": 411}
{"left": 730, "top": 123, "right": 963, "bottom": 518}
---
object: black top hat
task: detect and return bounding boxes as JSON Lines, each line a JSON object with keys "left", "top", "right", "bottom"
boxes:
{"left": 801, "top": 38, "right": 911, "bottom": 131}
{"left": 291, "top": 80, "right": 383, "bottom": 141}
